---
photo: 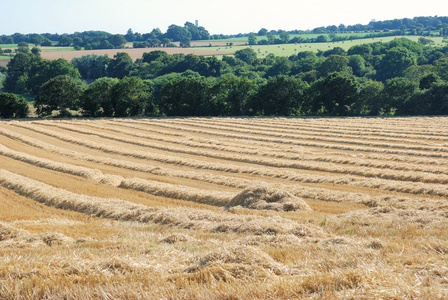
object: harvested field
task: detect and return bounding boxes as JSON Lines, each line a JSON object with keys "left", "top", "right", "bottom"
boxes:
{"left": 40, "top": 47, "right": 234, "bottom": 62}
{"left": 1, "top": 116, "right": 448, "bottom": 299}
{"left": 0, "top": 59, "right": 10, "bottom": 67}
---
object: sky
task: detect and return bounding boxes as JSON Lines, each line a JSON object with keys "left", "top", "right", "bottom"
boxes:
{"left": 1, "top": 0, "right": 447, "bottom": 36}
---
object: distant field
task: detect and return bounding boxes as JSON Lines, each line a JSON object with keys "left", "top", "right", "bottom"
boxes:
{"left": 206, "top": 32, "right": 375, "bottom": 43}
{"left": 39, "top": 47, "right": 234, "bottom": 61}
{"left": 207, "top": 35, "right": 446, "bottom": 57}
{"left": 0, "top": 35, "right": 445, "bottom": 62}
{"left": 1, "top": 116, "right": 448, "bottom": 298}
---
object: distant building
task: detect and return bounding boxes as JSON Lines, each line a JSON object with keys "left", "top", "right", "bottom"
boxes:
{"left": 195, "top": 20, "right": 199, "bottom": 27}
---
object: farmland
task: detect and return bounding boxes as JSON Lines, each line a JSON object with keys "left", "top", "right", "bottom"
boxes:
{"left": 1, "top": 116, "right": 448, "bottom": 298}
{"left": 1, "top": 35, "right": 445, "bottom": 65}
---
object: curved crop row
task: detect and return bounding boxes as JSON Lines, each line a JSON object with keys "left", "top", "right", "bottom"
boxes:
{"left": 33, "top": 121, "right": 448, "bottom": 185}
{"left": 5, "top": 123, "right": 448, "bottom": 198}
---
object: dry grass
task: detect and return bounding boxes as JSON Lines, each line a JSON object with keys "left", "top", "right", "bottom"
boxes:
{"left": 1, "top": 116, "right": 448, "bottom": 299}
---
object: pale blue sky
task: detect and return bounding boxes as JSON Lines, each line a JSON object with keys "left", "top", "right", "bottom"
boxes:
{"left": 0, "top": 0, "right": 446, "bottom": 35}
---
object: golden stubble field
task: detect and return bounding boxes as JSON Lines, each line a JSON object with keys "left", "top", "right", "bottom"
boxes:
{"left": 1, "top": 116, "right": 448, "bottom": 299}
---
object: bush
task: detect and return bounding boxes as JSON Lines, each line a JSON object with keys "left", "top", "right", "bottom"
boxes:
{"left": 0, "top": 93, "right": 29, "bottom": 118}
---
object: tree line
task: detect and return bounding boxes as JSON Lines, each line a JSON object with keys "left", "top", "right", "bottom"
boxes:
{"left": 3, "top": 16, "right": 447, "bottom": 49}
{"left": 1, "top": 37, "right": 448, "bottom": 119}
{"left": 0, "top": 22, "right": 212, "bottom": 49}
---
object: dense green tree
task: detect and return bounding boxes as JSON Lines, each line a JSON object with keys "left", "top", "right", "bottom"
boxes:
{"left": 248, "top": 34, "right": 257, "bottom": 45}
{"left": 222, "top": 55, "right": 245, "bottom": 67}
{"left": 111, "top": 76, "right": 153, "bottom": 117}
{"left": 41, "top": 38, "right": 52, "bottom": 46}
{"left": 72, "top": 54, "right": 111, "bottom": 80}
{"left": 267, "top": 34, "right": 276, "bottom": 44}
{"left": 404, "top": 65, "right": 435, "bottom": 82}
{"left": 347, "top": 44, "right": 373, "bottom": 57}
{"left": 108, "top": 52, "right": 134, "bottom": 79}
{"left": 214, "top": 76, "right": 257, "bottom": 115}
{"left": 31, "top": 47, "right": 41, "bottom": 56}
{"left": 279, "top": 31, "right": 290, "bottom": 43}
{"left": 29, "top": 58, "right": 81, "bottom": 95}
{"left": 16, "top": 42, "right": 30, "bottom": 54}
{"left": 258, "top": 28, "right": 268, "bottom": 36}
{"left": 308, "top": 72, "right": 359, "bottom": 115}
{"left": 290, "top": 51, "right": 320, "bottom": 74}
{"left": 80, "top": 77, "right": 119, "bottom": 117}
{"left": 419, "top": 82, "right": 448, "bottom": 114}
{"left": 180, "top": 37, "right": 191, "bottom": 48}
{"left": 419, "top": 73, "right": 440, "bottom": 90}
{"left": 184, "top": 22, "right": 210, "bottom": 40}
{"left": 73, "top": 37, "right": 83, "bottom": 47}
{"left": 108, "top": 34, "right": 127, "bottom": 48}
{"left": 322, "top": 47, "right": 346, "bottom": 57}
{"left": 254, "top": 75, "right": 308, "bottom": 115}
{"left": 234, "top": 48, "right": 257, "bottom": 65}
{"left": 434, "top": 57, "right": 448, "bottom": 80}
{"left": 58, "top": 35, "right": 72, "bottom": 46}
{"left": 4, "top": 52, "right": 41, "bottom": 94}
{"left": 165, "top": 25, "right": 191, "bottom": 42}
{"left": 357, "top": 80, "right": 384, "bottom": 115}
{"left": 0, "top": 93, "right": 29, "bottom": 118}
{"left": 142, "top": 50, "right": 172, "bottom": 64}
{"left": 377, "top": 47, "right": 417, "bottom": 81}
{"left": 264, "top": 56, "right": 292, "bottom": 77}
{"left": 383, "top": 77, "right": 419, "bottom": 115}
{"left": 125, "top": 29, "right": 135, "bottom": 42}
{"left": 319, "top": 55, "right": 351, "bottom": 76}
{"left": 348, "top": 55, "right": 367, "bottom": 77}
{"left": 35, "top": 75, "right": 83, "bottom": 117}
{"left": 159, "top": 76, "right": 216, "bottom": 116}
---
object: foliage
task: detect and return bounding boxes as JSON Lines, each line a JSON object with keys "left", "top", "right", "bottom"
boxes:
{"left": 308, "top": 72, "right": 359, "bottom": 115}
{"left": 108, "top": 52, "right": 134, "bottom": 79}
{"left": 377, "top": 47, "right": 417, "bottom": 81}
{"left": 80, "top": 77, "right": 119, "bottom": 117}
{"left": 72, "top": 55, "right": 111, "bottom": 80}
{"left": 3, "top": 35, "right": 448, "bottom": 118}
{"left": 214, "top": 76, "right": 258, "bottom": 115}
{"left": 35, "top": 75, "right": 83, "bottom": 117}
{"left": 159, "top": 76, "right": 217, "bottom": 116}
{"left": 234, "top": 48, "right": 257, "bottom": 65}
{"left": 0, "top": 92, "right": 29, "bottom": 118}
{"left": 111, "top": 76, "right": 153, "bottom": 117}
{"left": 254, "top": 75, "right": 308, "bottom": 116}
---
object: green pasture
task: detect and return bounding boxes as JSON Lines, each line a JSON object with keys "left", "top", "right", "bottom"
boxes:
{"left": 40, "top": 47, "right": 76, "bottom": 52}
{"left": 204, "top": 36, "right": 446, "bottom": 57}
{"left": 206, "top": 32, "right": 375, "bottom": 43}
{"left": 0, "top": 44, "right": 18, "bottom": 48}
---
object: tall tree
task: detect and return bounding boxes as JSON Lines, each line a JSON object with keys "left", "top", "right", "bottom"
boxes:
{"left": 159, "top": 76, "right": 215, "bottom": 116}
{"left": 111, "top": 77, "right": 152, "bottom": 117}
{"left": 319, "top": 55, "right": 351, "bottom": 77}
{"left": 254, "top": 75, "right": 308, "bottom": 116}
{"left": 35, "top": 75, "right": 83, "bottom": 117}
{"left": 308, "top": 72, "right": 359, "bottom": 115}
{"left": 108, "top": 52, "right": 134, "bottom": 79}
{"left": 248, "top": 34, "right": 257, "bottom": 45}
{"left": 0, "top": 93, "right": 29, "bottom": 118}
{"left": 214, "top": 76, "right": 257, "bottom": 115}
{"left": 80, "top": 77, "right": 119, "bottom": 117}
{"left": 4, "top": 52, "right": 41, "bottom": 94}
{"left": 234, "top": 48, "right": 257, "bottom": 65}
{"left": 377, "top": 47, "right": 417, "bottom": 81}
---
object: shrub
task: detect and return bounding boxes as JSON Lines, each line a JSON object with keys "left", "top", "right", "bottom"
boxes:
{"left": 0, "top": 92, "right": 29, "bottom": 118}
